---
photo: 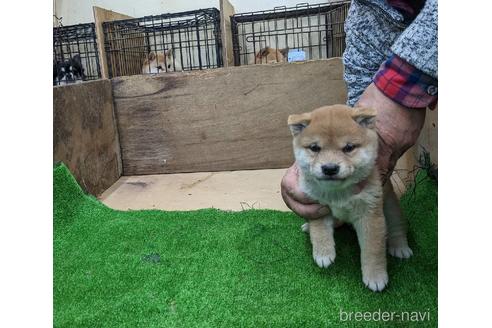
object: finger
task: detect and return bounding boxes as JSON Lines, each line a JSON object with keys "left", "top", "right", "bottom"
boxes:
{"left": 378, "top": 152, "right": 400, "bottom": 185}
{"left": 281, "top": 188, "right": 330, "bottom": 220}
{"left": 383, "top": 154, "right": 399, "bottom": 185}
{"left": 289, "top": 202, "right": 331, "bottom": 220}
{"left": 281, "top": 164, "right": 319, "bottom": 205}
{"left": 376, "top": 132, "right": 394, "bottom": 184}
{"left": 286, "top": 186, "right": 319, "bottom": 205}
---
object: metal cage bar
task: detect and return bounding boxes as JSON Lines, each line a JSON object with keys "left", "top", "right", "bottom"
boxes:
{"left": 53, "top": 23, "right": 101, "bottom": 85}
{"left": 230, "top": 1, "right": 350, "bottom": 66}
{"left": 102, "top": 8, "right": 223, "bottom": 78}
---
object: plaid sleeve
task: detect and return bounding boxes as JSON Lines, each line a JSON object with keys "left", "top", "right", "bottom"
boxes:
{"left": 373, "top": 54, "right": 438, "bottom": 109}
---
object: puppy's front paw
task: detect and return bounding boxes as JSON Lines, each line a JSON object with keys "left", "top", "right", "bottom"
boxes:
{"left": 388, "top": 238, "right": 413, "bottom": 259}
{"left": 313, "top": 245, "right": 336, "bottom": 268}
{"left": 362, "top": 269, "right": 388, "bottom": 292}
{"left": 388, "top": 245, "right": 413, "bottom": 259}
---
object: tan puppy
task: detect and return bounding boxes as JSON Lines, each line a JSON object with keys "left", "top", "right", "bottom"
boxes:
{"left": 142, "top": 49, "right": 182, "bottom": 74}
{"left": 255, "top": 47, "right": 288, "bottom": 64}
{"left": 288, "top": 105, "right": 412, "bottom": 292}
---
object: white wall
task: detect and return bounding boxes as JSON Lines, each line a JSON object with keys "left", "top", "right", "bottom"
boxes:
{"left": 54, "top": 0, "right": 334, "bottom": 26}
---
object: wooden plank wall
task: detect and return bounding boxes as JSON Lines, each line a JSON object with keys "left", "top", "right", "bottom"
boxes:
{"left": 220, "top": 0, "right": 235, "bottom": 67}
{"left": 93, "top": 6, "right": 134, "bottom": 79}
{"left": 54, "top": 80, "right": 122, "bottom": 195}
{"left": 418, "top": 106, "right": 438, "bottom": 165}
{"left": 112, "top": 58, "right": 347, "bottom": 175}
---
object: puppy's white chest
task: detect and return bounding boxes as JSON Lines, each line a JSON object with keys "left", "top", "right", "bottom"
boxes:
{"left": 300, "top": 178, "right": 365, "bottom": 223}
{"left": 326, "top": 198, "right": 365, "bottom": 223}
{"left": 329, "top": 204, "right": 352, "bottom": 222}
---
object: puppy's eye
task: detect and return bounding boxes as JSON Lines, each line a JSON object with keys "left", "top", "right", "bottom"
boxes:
{"left": 308, "top": 144, "right": 321, "bottom": 152}
{"left": 342, "top": 143, "right": 356, "bottom": 153}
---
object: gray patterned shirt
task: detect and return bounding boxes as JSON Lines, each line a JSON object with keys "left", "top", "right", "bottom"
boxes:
{"left": 343, "top": 0, "right": 438, "bottom": 106}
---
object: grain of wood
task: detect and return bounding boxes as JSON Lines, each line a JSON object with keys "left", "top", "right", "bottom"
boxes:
{"left": 112, "top": 58, "right": 347, "bottom": 175}
{"left": 54, "top": 79, "right": 122, "bottom": 195}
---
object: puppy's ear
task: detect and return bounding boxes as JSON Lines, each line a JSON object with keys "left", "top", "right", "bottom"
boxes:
{"left": 280, "top": 47, "right": 289, "bottom": 58}
{"left": 71, "top": 55, "right": 83, "bottom": 71}
{"left": 351, "top": 107, "right": 376, "bottom": 129}
{"left": 288, "top": 112, "right": 312, "bottom": 136}
{"left": 148, "top": 52, "right": 156, "bottom": 61}
{"left": 257, "top": 47, "right": 270, "bottom": 57}
{"left": 72, "top": 54, "right": 82, "bottom": 64}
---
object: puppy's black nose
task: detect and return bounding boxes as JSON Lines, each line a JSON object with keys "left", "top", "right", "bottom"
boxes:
{"left": 322, "top": 163, "right": 340, "bottom": 176}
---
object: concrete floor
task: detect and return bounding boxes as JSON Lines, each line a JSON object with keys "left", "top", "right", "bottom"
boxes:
{"left": 99, "top": 168, "right": 290, "bottom": 211}
{"left": 99, "top": 167, "right": 408, "bottom": 212}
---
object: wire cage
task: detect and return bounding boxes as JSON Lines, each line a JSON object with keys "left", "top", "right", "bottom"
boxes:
{"left": 53, "top": 23, "right": 101, "bottom": 85}
{"left": 102, "top": 8, "right": 223, "bottom": 78}
{"left": 231, "top": 1, "right": 351, "bottom": 66}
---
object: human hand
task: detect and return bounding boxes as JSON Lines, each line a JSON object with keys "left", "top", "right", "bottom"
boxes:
{"left": 356, "top": 83, "right": 426, "bottom": 184}
{"left": 280, "top": 163, "right": 331, "bottom": 220}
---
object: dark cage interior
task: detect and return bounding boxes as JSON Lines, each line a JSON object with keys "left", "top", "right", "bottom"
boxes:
{"left": 102, "top": 8, "right": 223, "bottom": 78}
{"left": 231, "top": 1, "right": 350, "bottom": 66}
{"left": 53, "top": 23, "right": 101, "bottom": 86}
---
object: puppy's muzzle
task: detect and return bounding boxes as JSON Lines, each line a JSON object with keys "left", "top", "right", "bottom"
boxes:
{"left": 321, "top": 163, "right": 340, "bottom": 177}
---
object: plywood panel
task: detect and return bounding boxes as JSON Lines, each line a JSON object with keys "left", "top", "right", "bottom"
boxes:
{"left": 220, "top": 0, "right": 235, "bottom": 67}
{"left": 112, "top": 58, "right": 347, "bottom": 175}
{"left": 417, "top": 105, "right": 438, "bottom": 165}
{"left": 99, "top": 169, "right": 290, "bottom": 212}
{"left": 93, "top": 6, "right": 134, "bottom": 79}
{"left": 54, "top": 79, "right": 122, "bottom": 195}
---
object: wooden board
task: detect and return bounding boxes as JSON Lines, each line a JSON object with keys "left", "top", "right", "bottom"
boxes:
{"left": 54, "top": 79, "right": 122, "bottom": 195}
{"left": 93, "top": 6, "right": 134, "bottom": 79}
{"left": 391, "top": 105, "right": 438, "bottom": 193}
{"left": 100, "top": 169, "right": 290, "bottom": 212}
{"left": 112, "top": 58, "right": 347, "bottom": 175}
{"left": 220, "top": 0, "right": 235, "bottom": 67}
{"left": 417, "top": 105, "right": 438, "bottom": 165}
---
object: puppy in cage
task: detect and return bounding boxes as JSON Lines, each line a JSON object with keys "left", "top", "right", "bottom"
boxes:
{"left": 53, "top": 54, "right": 85, "bottom": 85}
{"left": 255, "top": 47, "right": 289, "bottom": 64}
{"left": 231, "top": 2, "right": 350, "bottom": 66}
{"left": 141, "top": 49, "right": 183, "bottom": 74}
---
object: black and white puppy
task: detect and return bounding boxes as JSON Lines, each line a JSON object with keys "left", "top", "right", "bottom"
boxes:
{"left": 53, "top": 54, "right": 85, "bottom": 85}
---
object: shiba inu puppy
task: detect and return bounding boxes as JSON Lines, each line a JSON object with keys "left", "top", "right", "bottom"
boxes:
{"left": 288, "top": 105, "right": 412, "bottom": 292}
{"left": 142, "top": 49, "right": 182, "bottom": 74}
{"left": 255, "top": 47, "right": 288, "bottom": 64}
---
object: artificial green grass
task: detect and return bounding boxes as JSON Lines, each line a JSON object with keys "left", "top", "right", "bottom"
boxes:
{"left": 54, "top": 163, "right": 437, "bottom": 327}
